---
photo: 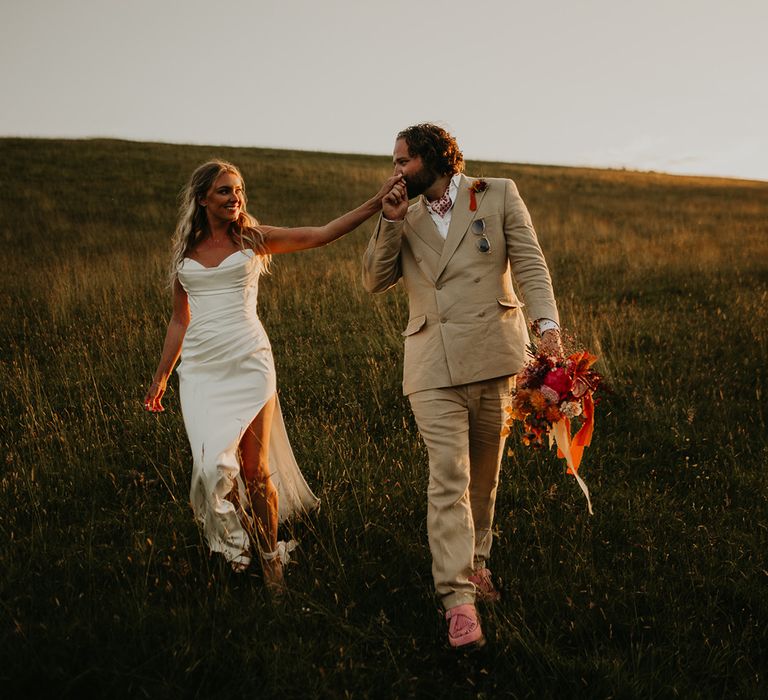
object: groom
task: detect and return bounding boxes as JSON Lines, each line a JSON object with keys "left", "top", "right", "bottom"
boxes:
{"left": 362, "top": 123, "right": 562, "bottom": 648}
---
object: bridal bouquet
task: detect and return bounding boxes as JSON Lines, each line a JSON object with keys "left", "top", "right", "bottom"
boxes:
{"left": 503, "top": 347, "right": 602, "bottom": 513}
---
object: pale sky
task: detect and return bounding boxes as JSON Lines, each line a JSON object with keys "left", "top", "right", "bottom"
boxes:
{"left": 2, "top": 0, "right": 766, "bottom": 181}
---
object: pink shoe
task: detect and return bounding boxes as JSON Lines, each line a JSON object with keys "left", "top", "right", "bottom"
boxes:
{"left": 469, "top": 567, "right": 501, "bottom": 603}
{"left": 445, "top": 603, "right": 485, "bottom": 648}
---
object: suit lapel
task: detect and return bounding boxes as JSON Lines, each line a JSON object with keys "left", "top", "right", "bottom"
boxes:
{"left": 436, "top": 174, "right": 487, "bottom": 279}
{"left": 405, "top": 199, "right": 445, "bottom": 257}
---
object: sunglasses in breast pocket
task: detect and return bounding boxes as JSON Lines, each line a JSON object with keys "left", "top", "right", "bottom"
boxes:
{"left": 471, "top": 219, "right": 491, "bottom": 253}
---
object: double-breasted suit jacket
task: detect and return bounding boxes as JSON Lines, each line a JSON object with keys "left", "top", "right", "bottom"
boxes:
{"left": 363, "top": 174, "right": 559, "bottom": 395}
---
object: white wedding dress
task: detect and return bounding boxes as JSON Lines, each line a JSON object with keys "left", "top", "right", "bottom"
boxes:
{"left": 176, "top": 249, "right": 319, "bottom": 565}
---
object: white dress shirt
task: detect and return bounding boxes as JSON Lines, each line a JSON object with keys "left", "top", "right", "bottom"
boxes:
{"left": 425, "top": 174, "right": 462, "bottom": 239}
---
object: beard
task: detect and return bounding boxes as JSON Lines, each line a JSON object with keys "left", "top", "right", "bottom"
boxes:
{"left": 404, "top": 164, "right": 439, "bottom": 199}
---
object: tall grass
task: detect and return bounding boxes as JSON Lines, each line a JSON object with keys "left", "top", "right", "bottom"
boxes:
{"left": 1, "top": 137, "right": 766, "bottom": 698}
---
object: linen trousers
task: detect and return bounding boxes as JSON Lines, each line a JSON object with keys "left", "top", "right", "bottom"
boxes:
{"left": 408, "top": 375, "right": 514, "bottom": 609}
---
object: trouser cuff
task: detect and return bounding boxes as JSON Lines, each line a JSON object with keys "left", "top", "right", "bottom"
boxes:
{"left": 442, "top": 591, "right": 476, "bottom": 610}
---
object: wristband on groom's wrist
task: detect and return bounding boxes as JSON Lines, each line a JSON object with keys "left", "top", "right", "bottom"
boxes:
{"left": 531, "top": 319, "right": 559, "bottom": 337}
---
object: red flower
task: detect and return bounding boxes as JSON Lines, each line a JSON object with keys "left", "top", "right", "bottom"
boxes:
{"left": 468, "top": 179, "right": 488, "bottom": 211}
{"left": 543, "top": 367, "right": 572, "bottom": 399}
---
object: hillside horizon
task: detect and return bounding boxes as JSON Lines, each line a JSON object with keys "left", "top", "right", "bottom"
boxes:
{"left": 3, "top": 135, "right": 766, "bottom": 187}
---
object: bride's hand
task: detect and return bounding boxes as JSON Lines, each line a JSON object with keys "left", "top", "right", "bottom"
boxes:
{"left": 143, "top": 381, "right": 166, "bottom": 413}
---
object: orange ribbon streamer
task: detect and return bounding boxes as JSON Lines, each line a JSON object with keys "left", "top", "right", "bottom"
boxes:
{"left": 551, "top": 392, "right": 595, "bottom": 514}
{"left": 557, "top": 392, "right": 595, "bottom": 474}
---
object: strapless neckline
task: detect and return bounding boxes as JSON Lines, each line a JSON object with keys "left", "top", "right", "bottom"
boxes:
{"left": 183, "top": 249, "right": 253, "bottom": 270}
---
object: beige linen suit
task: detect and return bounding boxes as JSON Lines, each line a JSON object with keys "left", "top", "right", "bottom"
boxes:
{"left": 362, "top": 174, "right": 558, "bottom": 608}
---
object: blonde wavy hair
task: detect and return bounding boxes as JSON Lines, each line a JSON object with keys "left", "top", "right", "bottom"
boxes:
{"left": 169, "top": 160, "right": 271, "bottom": 285}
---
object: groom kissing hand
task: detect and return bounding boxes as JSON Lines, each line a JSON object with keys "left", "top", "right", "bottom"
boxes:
{"left": 363, "top": 123, "right": 562, "bottom": 649}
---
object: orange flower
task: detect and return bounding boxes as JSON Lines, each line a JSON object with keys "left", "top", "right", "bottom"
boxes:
{"left": 545, "top": 405, "right": 562, "bottom": 423}
{"left": 515, "top": 388, "right": 531, "bottom": 404}
{"left": 568, "top": 351, "right": 599, "bottom": 396}
{"left": 509, "top": 406, "right": 528, "bottom": 421}
{"left": 530, "top": 390, "right": 547, "bottom": 410}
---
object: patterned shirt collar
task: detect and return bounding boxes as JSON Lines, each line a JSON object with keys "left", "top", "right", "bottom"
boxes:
{"left": 425, "top": 174, "right": 461, "bottom": 217}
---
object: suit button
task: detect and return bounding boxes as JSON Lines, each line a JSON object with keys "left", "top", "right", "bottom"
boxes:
{"left": 436, "top": 283, "right": 443, "bottom": 290}
{"left": 440, "top": 317, "right": 447, "bottom": 324}
{"left": 474, "top": 277, "right": 481, "bottom": 283}
{"left": 479, "top": 311, "right": 485, "bottom": 317}
{"left": 415, "top": 256, "right": 422, "bottom": 263}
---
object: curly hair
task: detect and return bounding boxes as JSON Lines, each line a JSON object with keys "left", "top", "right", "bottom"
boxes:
{"left": 396, "top": 123, "right": 465, "bottom": 177}
{"left": 169, "top": 160, "right": 270, "bottom": 286}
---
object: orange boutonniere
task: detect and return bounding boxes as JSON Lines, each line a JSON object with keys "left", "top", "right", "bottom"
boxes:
{"left": 469, "top": 179, "right": 488, "bottom": 211}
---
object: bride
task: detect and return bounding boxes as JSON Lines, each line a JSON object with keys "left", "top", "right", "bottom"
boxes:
{"left": 143, "top": 160, "right": 405, "bottom": 590}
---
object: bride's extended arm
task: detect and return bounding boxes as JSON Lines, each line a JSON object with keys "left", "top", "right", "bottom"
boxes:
{"left": 144, "top": 279, "right": 190, "bottom": 413}
{"left": 261, "top": 174, "right": 405, "bottom": 254}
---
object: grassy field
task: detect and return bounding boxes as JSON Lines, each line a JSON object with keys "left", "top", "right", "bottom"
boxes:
{"left": 1, "top": 137, "right": 766, "bottom": 698}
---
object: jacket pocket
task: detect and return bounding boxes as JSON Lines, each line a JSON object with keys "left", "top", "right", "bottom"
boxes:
{"left": 496, "top": 295, "right": 524, "bottom": 309}
{"left": 402, "top": 315, "right": 427, "bottom": 337}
